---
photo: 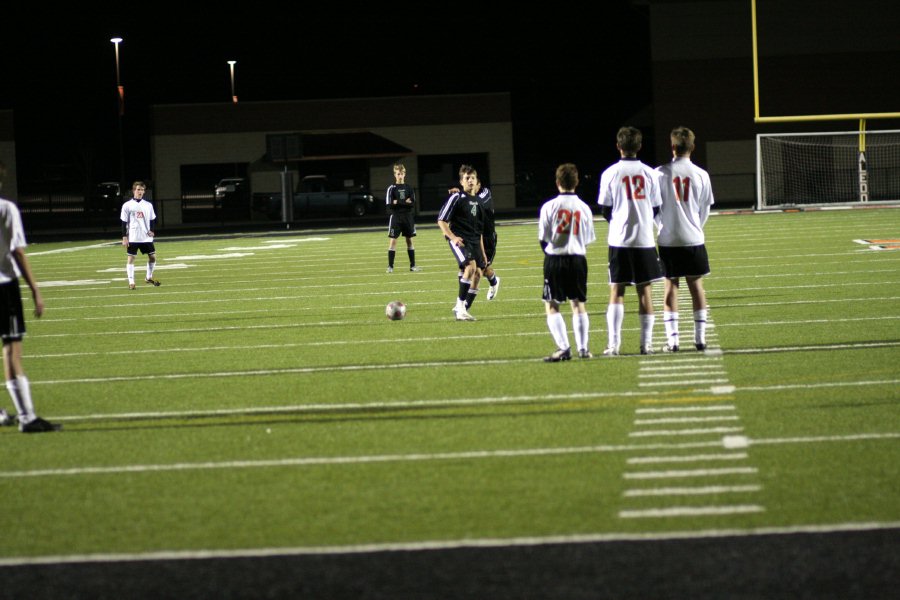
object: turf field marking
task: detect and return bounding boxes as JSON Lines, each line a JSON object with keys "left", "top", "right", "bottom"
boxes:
{"left": 623, "top": 467, "right": 758, "bottom": 479}
{"left": 633, "top": 416, "right": 740, "bottom": 425}
{"left": 1, "top": 521, "right": 898, "bottom": 567}
{"left": 618, "top": 505, "right": 764, "bottom": 518}
{"left": 628, "top": 427, "right": 743, "bottom": 437}
{"left": 626, "top": 453, "right": 748, "bottom": 464}
{"left": 622, "top": 485, "right": 762, "bottom": 497}
{"left": 639, "top": 379, "right": 731, "bottom": 388}
{"left": 635, "top": 405, "right": 736, "bottom": 413}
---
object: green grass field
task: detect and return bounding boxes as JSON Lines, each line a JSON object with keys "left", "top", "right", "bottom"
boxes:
{"left": 2, "top": 207, "right": 898, "bottom": 570}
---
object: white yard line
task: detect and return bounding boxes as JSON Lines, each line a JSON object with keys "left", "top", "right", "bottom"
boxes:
{"left": 622, "top": 485, "right": 761, "bottom": 497}
{"left": 618, "top": 505, "right": 765, "bottom": 518}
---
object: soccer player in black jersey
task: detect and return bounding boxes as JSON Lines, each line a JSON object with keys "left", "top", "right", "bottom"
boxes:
{"left": 438, "top": 165, "right": 486, "bottom": 321}
{"left": 385, "top": 163, "right": 419, "bottom": 273}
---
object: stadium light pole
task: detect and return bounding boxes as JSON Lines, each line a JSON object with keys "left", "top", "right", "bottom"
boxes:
{"left": 228, "top": 60, "right": 238, "bottom": 103}
{"left": 111, "top": 37, "right": 125, "bottom": 191}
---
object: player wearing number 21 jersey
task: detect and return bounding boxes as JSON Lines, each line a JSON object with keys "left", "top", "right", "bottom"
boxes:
{"left": 538, "top": 163, "right": 596, "bottom": 362}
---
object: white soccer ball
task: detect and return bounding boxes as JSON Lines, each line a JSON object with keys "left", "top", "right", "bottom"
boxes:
{"left": 385, "top": 300, "right": 407, "bottom": 321}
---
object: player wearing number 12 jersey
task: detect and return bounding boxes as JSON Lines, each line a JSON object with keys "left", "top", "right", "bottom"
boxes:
{"left": 597, "top": 126, "right": 663, "bottom": 356}
{"left": 656, "top": 126, "right": 715, "bottom": 352}
{"left": 538, "top": 164, "right": 596, "bottom": 361}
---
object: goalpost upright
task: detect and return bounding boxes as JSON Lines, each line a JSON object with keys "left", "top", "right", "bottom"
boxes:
{"left": 751, "top": 0, "right": 900, "bottom": 209}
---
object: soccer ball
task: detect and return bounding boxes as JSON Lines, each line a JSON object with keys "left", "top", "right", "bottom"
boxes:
{"left": 385, "top": 300, "right": 407, "bottom": 321}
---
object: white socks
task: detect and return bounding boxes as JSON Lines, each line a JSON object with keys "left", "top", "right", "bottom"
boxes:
{"left": 147, "top": 262, "right": 155, "bottom": 279}
{"left": 694, "top": 309, "right": 708, "bottom": 346}
{"left": 606, "top": 304, "right": 623, "bottom": 350}
{"left": 547, "top": 312, "right": 569, "bottom": 350}
{"left": 6, "top": 376, "right": 35, "bottom": 424}
{"left": 640, "top": 314, "right": 656, "bottom": 348}
{"left": 572, "top": 312, "right": 590, "bottom": 353}
{"left": 126, "top": 263, "right": 135, "bottom": 284}
{"left": 664, "top": 310, "right": 679, "bottom": 348}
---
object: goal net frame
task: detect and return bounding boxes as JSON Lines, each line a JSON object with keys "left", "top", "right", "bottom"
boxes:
{"left": 756, "top": 129, "right": 900, "bottom": 210}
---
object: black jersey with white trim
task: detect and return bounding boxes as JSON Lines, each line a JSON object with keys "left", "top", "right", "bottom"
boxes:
{"left": 437, "top": 192, "right": 484, "bottom": 243}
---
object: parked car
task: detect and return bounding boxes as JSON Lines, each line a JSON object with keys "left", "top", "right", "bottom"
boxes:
{"left": 86, "top": 181, "right": 122, "bottom": 213}
{"left": 251, "top": 175, "right": 375, "bottom": 220}
{"left": 214, "top": 177, "right": 250, "bottom": 218}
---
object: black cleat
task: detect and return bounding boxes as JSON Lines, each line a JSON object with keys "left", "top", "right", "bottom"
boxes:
{"left": 640, "top": 346, "right": 655, "bottom": 355}
{"left": 145, "top": 278, "right": 161, "bottom": 286}
{"left": 20, "top": 417, "right": 62, "bottom": 433}
{"left": 578, "top": 349, "right": 593, "bottom": 359}
{"left": 663, "top": 344, "right": 679, "bottom": 353}
{"left": 696, "top": 342, "right": 707, "bottom": 351}
{"left": 544, "top": 347, "right": 572, "bottom": 362}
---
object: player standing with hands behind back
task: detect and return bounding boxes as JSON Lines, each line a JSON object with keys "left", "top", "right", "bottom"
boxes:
{"left": 121, "top": 181, "right": 160, "bottom": 290}
{"left": 597, "top": 126, "right": 664, "bottom": 356}
{"left": 656, "top": 126, "right": 714, "bottom": 352}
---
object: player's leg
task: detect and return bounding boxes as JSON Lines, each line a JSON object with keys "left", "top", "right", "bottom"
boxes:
{"left": 571, "top": 300, "right": 591, "bottom": 358}
{"left": 3, "top": 340, "right": 59, "bottom": 433}
{"left": 126, "top": 250, "right": 136, "bottom": 289}
{"left": 386, "top": 217, "right": 397, "bottom": 272}
{"left": 465, "top": 266, "right": 482, "bottom": 310}
{"left": 605, "top": 284, "right": 625, "bottom": 355}
{"left": 543, "top": 300, "right": 571, "bottom": 362}
{"left": 454, "top": 255, "right": 476, "bottom": 321}
{"left": 485, "top": 238, "right": 500, "bottom": 299}
{"left": 637, "top": 282, "right": 655, "bottom": 355}
{"left": 663, "top": 277, "right": 680, "bottom": 351}
{"left": 687, "top": 275, "right": 708, "bottom": 350}
{"left": 146, "top": 251, "right": 157, "bottom": 284}
{"left": 405, "top": 234, "right": 419, "bottom": 271}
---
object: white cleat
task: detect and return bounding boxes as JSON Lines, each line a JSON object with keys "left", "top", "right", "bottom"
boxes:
{"left": 602, "top": 346, "right": 620, "bottom": 356}
{"left": 487, "top": 277, "right": 500, "bottom": 300}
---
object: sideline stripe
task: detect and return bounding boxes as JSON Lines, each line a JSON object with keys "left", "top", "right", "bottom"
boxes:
{"left": 619, "top": 505, "right": 764, "bottom": 519}
{"left": 0, "top": 521, "right": 897, "bottom": 567}
{"left": 3, "top": 433, "right": 896, "bottom": 480}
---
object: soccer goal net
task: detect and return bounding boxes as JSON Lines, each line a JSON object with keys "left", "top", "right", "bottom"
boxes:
{"left": 756, "top": 130, "right": 900, "bottom": 209}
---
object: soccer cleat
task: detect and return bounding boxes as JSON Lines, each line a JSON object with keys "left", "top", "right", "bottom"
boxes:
{"left": 129, "top": 283, "right": 136, "bottom": 290}
{"left": 602, "top": 346, "right": 620, "bottom": 356}
{"left": 578, "top": 349, "right": 593, "bottom": 359}
{"left": 386, "top": 267, "right": 393, "bottom": 273}
{"left": 0, "top": 409, "right": 14, "bottom": 426}
{"left": 409, "top": 266, "right": 421, "bottom": 272}
{"left": 544, "top": 347, "right": 572, "bottom": 362}
{"left": 696, "top": 342, "right": 707, "bottom": 351}
{"left": 662, "top": 344, "right": 679, "bottom": 353}
{"left": 145, "top": 278, "right": 161, "bottom": 286}
{"left": 640, "top": 346, "right": 655, "bottom": 355}
{"left": 455, "top": 309, "right": 476, "bottom": 321}
{"left": 487, "top": 277, "right": 500, "bottom": 300}
{"left": 20, "top": 417, "right": 62, "bottom": 433}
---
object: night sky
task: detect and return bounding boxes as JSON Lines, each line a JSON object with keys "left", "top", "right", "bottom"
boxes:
{"left": 3, "top": 5, "right": 652, "bottom": 193}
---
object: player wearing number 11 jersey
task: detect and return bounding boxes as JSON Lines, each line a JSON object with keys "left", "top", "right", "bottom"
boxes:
{"left": 597, "top": 126, "right": 663, "bottom": 356}
{"left": 539, "top": 164, "right": 596, "bottom": 361}
{"left": 656, "top": 126, "right": 715, "bottom": 352}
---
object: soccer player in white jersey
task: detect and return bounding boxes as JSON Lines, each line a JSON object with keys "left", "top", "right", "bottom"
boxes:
{"left": 120, "top": 181, "right": 160, "bottom": 289}
{"left": 656, "top": 126, "right": 715, "bottom": 351}
{"left": 597, "top": 126, "right": 664, "bottom": 355}
{"left": 539, "top": 163, "right": 596, "bottom": 361}
{"left": 0, "top": 161, "right": 61, "bottom": 432}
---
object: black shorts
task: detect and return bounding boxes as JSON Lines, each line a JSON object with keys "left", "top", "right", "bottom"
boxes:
{"left": 0, "top": 280, "right": 26, "bottom": 342}
{"left": 388, "top": 212, "right": 417, "bottom": 239}
{"left": 126, "top": 242, "right": 156, "bottom": 256}
{"left": 658, "top": 245, "right": 710, "bottom": 278}
{"left": 608, "top": 246, "right": 663, "bottom": 285}
{"left": 448, "top": 238, "right": 486, "bottom": 270}
{"left": 543, "top": 254, "right": 588, "bottom": 303}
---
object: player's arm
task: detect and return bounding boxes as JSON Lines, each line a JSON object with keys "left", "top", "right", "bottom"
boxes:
{"left": 438, "top": 220, "right": 462, "bottom": 246}
{"left": 121, "top": 216, "right": 130, "bottom": 246}
{"left": 11, "top": 248, "right": 43, "bottom": 318}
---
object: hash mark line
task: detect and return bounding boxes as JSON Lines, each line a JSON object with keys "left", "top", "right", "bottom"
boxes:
{"left": 633, "top": 416, "right": 740, "bottom": 425}
{"left": 629, "top": 427, "right": 743, "bottom": 437}
{"left": 618, "top": 505, "right": 765, "bottom": 519}
{"left": 639, "top": 371, "right": 728, "bottom": 379}
{"left": 635, "top": 406, "right": 735, "bottom": 414}
{"left": 622, "top": 485, "right": 761, "bottom": 497}
{"left": 626, "top": 453, "right": 748, "bottom": 464}
{"left": 623, "top": 467, "right": 758, "bottom": 479}
{"left": 640, "top": 379, "right": 731, "bottom": 387}
{"left": 639, "top": 364, "right": 725, "bottom": 372}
